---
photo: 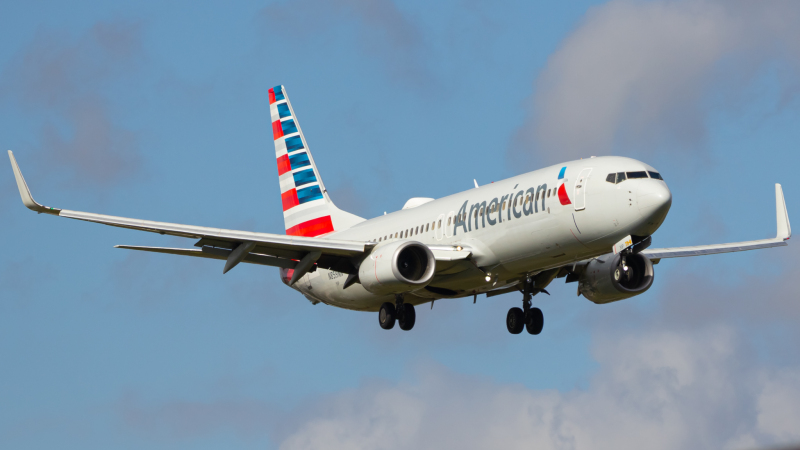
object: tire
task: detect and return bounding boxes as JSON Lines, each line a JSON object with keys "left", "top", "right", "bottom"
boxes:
{"left": 398, "top": 303, "right": 416, "bottom": 331}
{"left": 506, "top": 307, "right": 524, "bottom": 334}
{"left": 379, "top": 302, "right": 396, "bottom": 330}
{"left": 525, "top": 307, "right": 544, "bottom": 335}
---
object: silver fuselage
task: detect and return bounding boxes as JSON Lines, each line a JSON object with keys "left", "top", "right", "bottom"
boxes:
{"left": 290, "top": 156, "right": 672, "bottom": 310}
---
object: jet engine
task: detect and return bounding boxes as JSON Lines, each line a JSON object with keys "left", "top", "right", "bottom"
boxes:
{"left": 578, "top": 252, "right": 654, "bottom": 304}
{"left": 358, "top": 241, "right": 436, "bottom": 295}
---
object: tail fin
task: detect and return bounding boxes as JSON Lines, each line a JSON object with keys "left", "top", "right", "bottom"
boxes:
{"left": 269, "top": 85, "right": 365, "bottom": 237}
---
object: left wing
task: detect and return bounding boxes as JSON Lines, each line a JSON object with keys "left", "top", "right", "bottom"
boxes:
{"left": 9, "top": 151, "right": 469, "bottom": 282}
{"left": 642, "top": 184, "right": 790, "bottom": 260}
{"left": 8, "top": 150, "right": 371, "bottom": 280}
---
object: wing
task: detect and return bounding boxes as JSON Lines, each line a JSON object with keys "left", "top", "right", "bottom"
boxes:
{"left": 642, "top": 184, "right": 791, "bottom": 260}
{"left": 9, "top": 151, "right": 472, "bottom": 284}
{"left": 8, "top": 151, "right": 373, "bottom": 281}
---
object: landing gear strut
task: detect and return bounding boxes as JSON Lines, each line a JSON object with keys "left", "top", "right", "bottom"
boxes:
{"left": 506, "top": 278, "right": 544, "bottom": 335}
{"left": 379, "top": 294, "right": 416, "bottom": 331}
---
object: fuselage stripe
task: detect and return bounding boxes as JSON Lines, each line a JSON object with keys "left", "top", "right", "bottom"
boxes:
{"left": 286, "top": 215, "right": 334, "bottom": 237}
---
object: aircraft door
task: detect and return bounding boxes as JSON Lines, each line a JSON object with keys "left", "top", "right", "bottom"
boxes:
{"left": 435, "top": 213, "right": 445, "bottom": 241}
{"left": 574, "top": 168, "right": 592, "bottom": 211}
{"left": 445, "top": 211, "right": 455, "bottom": 238}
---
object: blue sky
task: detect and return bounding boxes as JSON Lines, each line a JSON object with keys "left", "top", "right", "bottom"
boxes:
{"left": 2, "top": 1, "right": 800, "bottom": 449}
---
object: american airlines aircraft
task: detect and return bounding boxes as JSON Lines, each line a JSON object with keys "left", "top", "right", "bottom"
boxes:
{"left": 8, "top": 85, "right": 792, "bottom": 335}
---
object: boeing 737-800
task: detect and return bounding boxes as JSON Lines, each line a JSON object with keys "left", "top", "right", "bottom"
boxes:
{"left": 8, "top": 85, "right": 792, "bottom": 335}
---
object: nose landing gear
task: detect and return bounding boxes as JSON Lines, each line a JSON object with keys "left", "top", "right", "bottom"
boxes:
{"left": 379, "top": 294, "right": 416, "bottom": 331}
{"left": 506, "top": 277, "right": 546, "bottom": 335}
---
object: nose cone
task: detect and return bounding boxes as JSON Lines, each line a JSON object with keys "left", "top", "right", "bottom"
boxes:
{"left": 637, "top": 180, "right": 672, "bottom": 231}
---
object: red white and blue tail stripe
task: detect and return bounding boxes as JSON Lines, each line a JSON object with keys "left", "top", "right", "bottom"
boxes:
{"left": 269, "top": 85, "right": 364, "bottom": 237}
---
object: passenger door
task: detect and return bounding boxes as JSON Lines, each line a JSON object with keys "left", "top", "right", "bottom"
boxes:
{"left": 445, "top": 211, "right": 455, "bottom": 238}
{"left": 435, "top": 213, "right": 445, "bottom": 241}
{"left": 574, "top": 168, "right": 592, "bottom": 211}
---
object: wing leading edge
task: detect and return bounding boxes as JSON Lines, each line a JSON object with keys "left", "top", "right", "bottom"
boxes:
{"left": 642, "top": 184, "right": 791, "bottom": 260}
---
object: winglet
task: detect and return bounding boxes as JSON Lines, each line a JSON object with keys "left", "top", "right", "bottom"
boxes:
{"left": 7, "top": 151, "right": 60, "bottom": 215}
{"left": 776, "top": 183, "right": 791, "bottom": 240}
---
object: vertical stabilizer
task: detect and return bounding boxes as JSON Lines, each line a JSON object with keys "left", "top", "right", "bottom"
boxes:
{"left": 269, "top": 85, "right": 365, "bottom": 237}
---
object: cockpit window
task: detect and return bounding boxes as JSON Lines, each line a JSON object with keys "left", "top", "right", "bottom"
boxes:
{"left": 648, "top": 171, "right": 663, "bottom": 180}
{"left": 606, "top": 172, "right": 628, "bottom": 184}
{"left": 626, "top": 171, "right": 648, "bottom": 179}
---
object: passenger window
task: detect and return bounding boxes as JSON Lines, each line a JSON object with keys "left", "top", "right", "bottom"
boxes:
{"left": 648, "top": 171, "right": 663, "bottom": 180}
{"left": 626, "top": 171, "right": 648, "bottom": 179}
{"left": 395, "top": 232, "right": 398, "bottom": 238}
{"left": 547, "top": 190, "right": 551, "bottom": 198}
{"left": 415, "top": 226, "right": 419, "bottom": 234}
{"left": 438, "top": 220, "right": 442, "bottom": 228}
{"left": 426, "top": 224, "right": 429, "bottom": 232}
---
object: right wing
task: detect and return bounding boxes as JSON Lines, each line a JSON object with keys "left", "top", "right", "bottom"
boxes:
{"left": 642, "top": 184, "right": 790, "bottom": 260}
{"left": 8, "top": 151, "right": 373, "bottom": 278}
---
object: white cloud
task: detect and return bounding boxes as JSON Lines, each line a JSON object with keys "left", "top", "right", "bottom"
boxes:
{"left": 275, "top": 326, "right": 800, "bottom": 450}
{"left": 755, "top": 369, "right": 800, "bottom": 442}
{"left": 512, "top": 0, "right": 800, "bottom": 166}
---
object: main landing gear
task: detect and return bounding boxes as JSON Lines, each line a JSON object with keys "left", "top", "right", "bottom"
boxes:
{"left": 507, "top": 278, "right": 544, "bottom": 335}
{"left": 379, "top": 294, "right": 416, "bottom": 331}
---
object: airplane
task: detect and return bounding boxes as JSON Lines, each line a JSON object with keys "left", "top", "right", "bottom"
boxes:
{"left": 7, "top": 85, "right": 792, "bottom": 335}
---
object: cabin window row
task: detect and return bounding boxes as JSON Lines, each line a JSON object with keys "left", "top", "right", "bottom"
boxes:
{"left": 371, "top": 219, "right": 441, "bottom": 242}
{"left": 368, "top": 187, "right": 561, "bottom": 242}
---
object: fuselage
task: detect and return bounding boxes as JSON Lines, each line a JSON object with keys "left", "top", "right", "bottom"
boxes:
{"left": 284, "top": 156, "right": 672, "bottom": 311}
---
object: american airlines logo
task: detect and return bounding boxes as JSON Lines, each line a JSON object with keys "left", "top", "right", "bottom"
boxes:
{"left": 452, "top": 167, "right": 572, "bottom": 235}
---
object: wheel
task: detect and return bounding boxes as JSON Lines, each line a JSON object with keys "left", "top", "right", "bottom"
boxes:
{"left": 398, "top": 303, "right": 416, "bottom": 331}
{"left": 506, "top": 307, "right": 524, "bottom": 334}
{"left": 379, "top": 302, "right": 396, "bottom": 330}
{"left": 525, "top": 307, "right": 544, "bottom": 335}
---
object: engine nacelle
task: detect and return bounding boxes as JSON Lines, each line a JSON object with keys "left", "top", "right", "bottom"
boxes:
{"left": 358, "top": 241, "right": 436, "bottom": 295}
{"left": 578, "top": 252, "right": 654, "bottom": 304}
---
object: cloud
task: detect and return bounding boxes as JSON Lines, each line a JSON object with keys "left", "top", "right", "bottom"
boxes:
{"left": 1, "top": 21, "right": 144, "bottom": 187}
{"left": 511, "top": 0, "right": 800, "bottom": 166}
{"left": 274, "top": 327, "right": 800, "bottom": 450}
{"left": 260, "top": 0, "right": 431, "bottom": 87}
{"left": 113, "top": 323, "right": 800, "bottom": 450}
